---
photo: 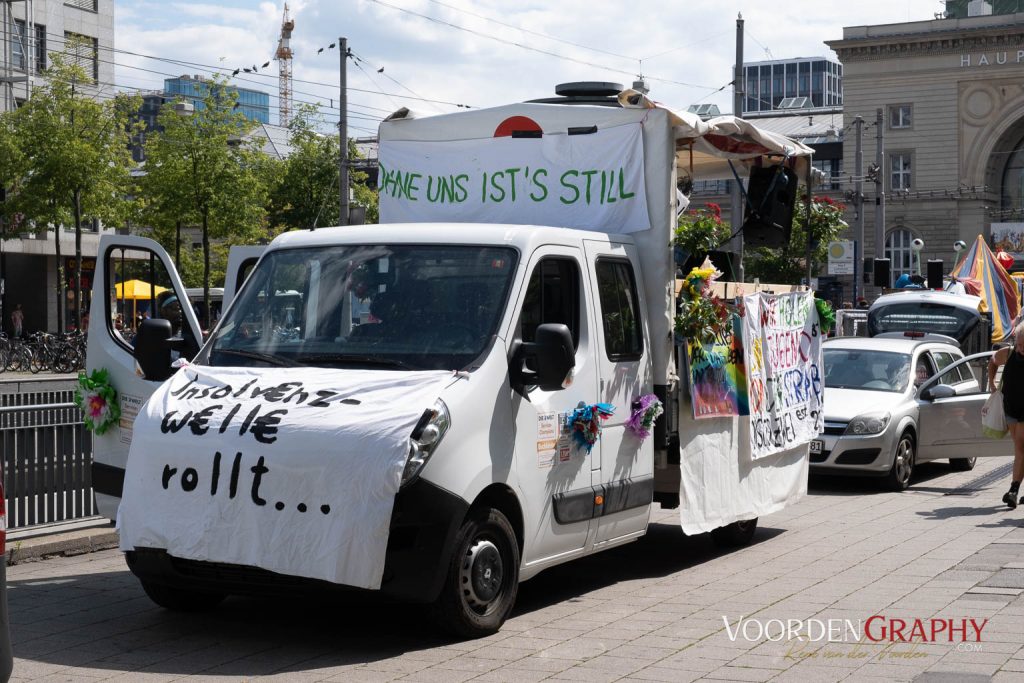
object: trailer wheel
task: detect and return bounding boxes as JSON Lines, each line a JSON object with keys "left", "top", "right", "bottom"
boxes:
{"left": 432, "top": 507, "right": 519, "bottom": 638}
{"left": 711, "top": 518, "right": 758, "bottom": 548}
{"left": 139, "top": 580, "right": 226, "bottom": 612}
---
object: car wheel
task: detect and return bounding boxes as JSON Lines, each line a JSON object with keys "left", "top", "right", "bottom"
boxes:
{"left": 431, "top": 507, "right": 519, "bottom": 639}
{"left": 884, "top": 433, "right": 916, "bottom": 491}
{"left": 711, "top": 518, "right": 758, "bottom": 548}
{"left": 139, "top": 580, "right": 226, "bottom": 612}
{"left": 949, "top": 456, "right": 977, "bottom": 472}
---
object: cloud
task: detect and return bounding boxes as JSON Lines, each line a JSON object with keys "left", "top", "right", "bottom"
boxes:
{"left": 115, "top": 0, "right": 947, "bottom": 126}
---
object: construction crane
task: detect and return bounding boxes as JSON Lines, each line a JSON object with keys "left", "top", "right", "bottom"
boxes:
{"left": 276, "top": 3, "right": 294, "bottom": 127}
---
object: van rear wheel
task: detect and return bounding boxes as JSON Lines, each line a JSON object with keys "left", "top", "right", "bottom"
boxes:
{"left": 711, "top": 518, "right": 758, "bottom": 547}
{"left": 139, "top": 580, "right": 226, "bottom": 612}
{"left": 432, "top": 507, "right": 519, "bottom": 639}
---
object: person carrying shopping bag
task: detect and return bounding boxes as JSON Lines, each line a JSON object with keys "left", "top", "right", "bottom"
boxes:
{"left": 989, "top": 324, "right": 1024, "bottom": 508}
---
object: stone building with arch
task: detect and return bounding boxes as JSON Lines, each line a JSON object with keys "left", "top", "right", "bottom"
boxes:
{"left": 827, "top": 10, "right": 1024, "bottom": 290}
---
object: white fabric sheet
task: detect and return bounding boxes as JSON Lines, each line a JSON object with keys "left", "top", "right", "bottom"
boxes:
{"left": 118, "top": 366, "right": 453, "bottom": 589}
{"left": 379, "top": 123, "right": 650, "bottom": 233}
{"left": 677, "top": 404, "right": 808, "bottom": 535}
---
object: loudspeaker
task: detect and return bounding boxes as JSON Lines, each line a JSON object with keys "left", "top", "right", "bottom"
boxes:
{"left": 927, "top": 260, "right": 944, "bottom": 290}
{"left": 742, "top": 165, "right": 799, "bottom": 248}
{"left": 863, "top": 257, "right": 873, "bottom": 284}
{"left": 873, "top": 258, "right": 891, "bottom": 287}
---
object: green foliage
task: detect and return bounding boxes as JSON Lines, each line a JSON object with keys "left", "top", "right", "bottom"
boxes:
{"left": 5, "top": 46, "right": 141, "bottom": 330}
{"left": 267, "top": 104, "right": 378, "bottom": 231}
{"left": 673, "top": 202, "right": 730, "bottom": 259}
{"left": 744, "top": 191, "right": 848, "bottom": 285}
{"left": 142, "top": 73, "right": 269, "bottom": 327}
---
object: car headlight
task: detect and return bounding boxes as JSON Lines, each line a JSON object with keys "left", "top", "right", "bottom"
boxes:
{"left": 401, "top": 399, "right": 451, "bottom": 486}
{"left": 845, "top": 411, "right": 891, "bottom": 436}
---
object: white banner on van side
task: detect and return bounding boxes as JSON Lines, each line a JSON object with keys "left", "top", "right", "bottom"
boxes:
{"left": 742, "top": 292, "right": 824, "bottom": 460}
{"left": 378, "top": 123, "right": 651, "bottom": 233}
{"left": 118, "top": 366, "right": 453, "bottom": 589}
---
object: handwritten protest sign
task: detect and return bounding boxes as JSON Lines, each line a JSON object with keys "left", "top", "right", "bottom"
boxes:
{"left": 688, "top": 315, "right": 748, "bottom": 419}
{"left": 378, "top": 123, "right": 650, "bottom": 233}
{"left": 118, "top": 366, "right": 452, "bottom": 589}
{"left": 742, "top": 292, "right": 823, "bottom": 459}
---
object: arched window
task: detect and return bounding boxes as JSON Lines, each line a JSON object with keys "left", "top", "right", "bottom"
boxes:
{"left": 885, "top": 228, "right": 915, "bottom": 287}
{"left": 1001, "top": 133, "right": 1024, "bottom": 217}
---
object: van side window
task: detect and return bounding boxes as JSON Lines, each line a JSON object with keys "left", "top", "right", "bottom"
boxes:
{"left": 104, "top": 246, "right": 195, "bottom": 354}
{"left": 520, "top": 259, "right": 580, "bottom": 348}
{"left": 595, "top": 259, "right": 643, "bottom": 360}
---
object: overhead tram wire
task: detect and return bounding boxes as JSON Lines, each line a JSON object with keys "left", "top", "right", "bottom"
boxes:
{"left": 423, "top": 0, "right": 639, "bottom": 63}
{"left": 40, "top": 30, "right": 476, "bottom": 111}
{"left": 364, "top": 0, "right": 715, "bottom": 90}
{"left": 349, "top": 50, "right": 446, "bottom": 114}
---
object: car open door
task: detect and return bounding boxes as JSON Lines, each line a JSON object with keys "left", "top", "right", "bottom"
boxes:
{"left": 916, "top": 351, "right": 1010, "bottom": 459}
{"left": 223, "top": 245, "right": 265, "bottom": 310}
{"left": 85, "top": 235, "right": 204, "bottom": 521}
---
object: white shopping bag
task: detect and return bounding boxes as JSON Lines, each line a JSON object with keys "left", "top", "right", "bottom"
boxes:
{"left": 982, "top": 389, "right": 1009, "bottom": 439}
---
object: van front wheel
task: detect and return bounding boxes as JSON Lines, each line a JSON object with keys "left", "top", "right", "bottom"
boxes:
{"left": 432, "top": 507, "right": 519, "bottom": 639}
{"left": 139, "top": 580, "right": 226, "bottom": 612}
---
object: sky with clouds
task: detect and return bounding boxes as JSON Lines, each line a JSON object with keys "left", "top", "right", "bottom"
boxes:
{"left": 114, "top": 0, "right": 952, "bottom": 134}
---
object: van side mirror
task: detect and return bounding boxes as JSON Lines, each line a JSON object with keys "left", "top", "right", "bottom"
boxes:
{"left": 512, "top": 323, "right": 575, "bottom": 392}
{"left": 134, "top": 319, "right": 176, "bottom": 381}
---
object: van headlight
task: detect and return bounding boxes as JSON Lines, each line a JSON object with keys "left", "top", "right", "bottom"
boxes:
{"left": 401, "top": 400, "right": 450, "bottom": 486}
{"left": 846, "top": 411, "right": 891, "bottom": 435}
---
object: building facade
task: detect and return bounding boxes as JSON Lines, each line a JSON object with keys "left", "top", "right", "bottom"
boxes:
{"left": 743, "top": 56, "right": 843, "bottom": 115}
{"left": 164, "top": 75, "right": 270, "bottom": 124}
{"left": 827, "top": 10, "right": 1024, "bottom": 290}
{"left": 0, "top": 0, "right": 114, "bottom": 334}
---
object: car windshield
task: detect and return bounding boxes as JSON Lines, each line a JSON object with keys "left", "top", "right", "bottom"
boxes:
{"left": 867, "top": 302, "right": 977, "bottom": 343}
{"left": 203, "top": 244, "right": 518, "bottom": 371}
{"left": 823, "top": 348, "right": 912, "bottom": 393}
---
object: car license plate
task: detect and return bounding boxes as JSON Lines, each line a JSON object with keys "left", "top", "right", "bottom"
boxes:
{"left": 809, "top": 440, "right": 824, "bottom": 454}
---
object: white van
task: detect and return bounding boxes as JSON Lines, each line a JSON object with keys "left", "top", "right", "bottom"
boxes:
{"left": 87, "top": 93, "right": 815, "bottom": 637}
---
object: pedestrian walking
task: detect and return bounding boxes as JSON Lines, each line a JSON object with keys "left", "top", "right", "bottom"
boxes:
{"left": 990, "top": 324, "right": 1024, "bottom": 507}
{"left": 10, "top": 304, "right": 23, "bottom": 338}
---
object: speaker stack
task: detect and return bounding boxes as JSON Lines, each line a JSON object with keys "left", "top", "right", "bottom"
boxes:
{"left": 927, "top": 260, "right": 944, "bottom": 290}
{"left": 873, "top": 258, "right": 891, "bottom": 288}
{"left": 742, "top": 166, "right": 799, "bottom": 249}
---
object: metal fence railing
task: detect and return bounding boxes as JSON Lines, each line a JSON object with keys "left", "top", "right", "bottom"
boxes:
{"left": 0, "top": 381, "right": 95, "bottom": 531}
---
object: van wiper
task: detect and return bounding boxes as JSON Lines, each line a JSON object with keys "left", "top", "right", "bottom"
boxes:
{"left": 213, "top": 348, "right": 297, "bottom": 367}
{"left": 298, "top": 353, "right": 416, "bottom": 370}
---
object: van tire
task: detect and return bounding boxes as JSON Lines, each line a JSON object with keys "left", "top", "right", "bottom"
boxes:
{"left": 711, "top": 518, "right": 758, "bottom": 547}
{"left": 139, "top": 580, "right": 226, "bottom": 612}
{"left": 431, "top": 507, "right": 519, "bottom": 639}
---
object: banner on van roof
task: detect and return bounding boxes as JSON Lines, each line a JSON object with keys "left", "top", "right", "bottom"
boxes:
{"left": 118, "top": 366, "right": 453, "bottom": 588}
{"left": 378, "top": 123, "right": 651, "bottom": 233}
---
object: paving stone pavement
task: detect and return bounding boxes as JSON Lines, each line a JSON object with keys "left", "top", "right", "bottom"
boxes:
{"left": 8, "top": 457, "right": 1024, "bottom": 682}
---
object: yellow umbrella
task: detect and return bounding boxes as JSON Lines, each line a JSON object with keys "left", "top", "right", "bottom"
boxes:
{"left": 115, "top": 279, "right": 168, "bottom": 299}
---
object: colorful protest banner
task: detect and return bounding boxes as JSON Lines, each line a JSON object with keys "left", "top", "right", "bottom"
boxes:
{"left": 742, "top": 292, "right": 824, "bottom": 459}
{"left": 378, "top": 123, "right": 651, "bottom": 234}
{"left": 688, "top": 314, "right": 748, "bottom": 419}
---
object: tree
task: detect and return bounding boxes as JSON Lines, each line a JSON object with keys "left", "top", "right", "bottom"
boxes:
{"left": 744, "top": 193, "right": 848, "bottom": 285}
{"left": 143, "top": 75, "right": 268, "bottom": 328}
{"left": 10, "top": 47, "right": 140, "bottom": 332}
{"left": 267, "top": 105, "right": 377, "bottom": 231}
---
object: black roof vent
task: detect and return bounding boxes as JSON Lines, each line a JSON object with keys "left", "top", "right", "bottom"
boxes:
{"left": 526, "top": 81, "right": 625, "bottom": 107}
{"left": 555, "top": 81, "right": 623, "bottom": 97}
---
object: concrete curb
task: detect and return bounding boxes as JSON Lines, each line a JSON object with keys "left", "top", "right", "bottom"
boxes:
{"left": 6, "top": 525, "right": 120, "bottom": 566}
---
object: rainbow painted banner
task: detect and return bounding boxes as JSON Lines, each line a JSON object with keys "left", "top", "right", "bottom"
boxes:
{"left": 742, "top": 291, "right": 824, "bottom": 460}
{"left": 687, "top": 314, "right": 748, "bottom": 419}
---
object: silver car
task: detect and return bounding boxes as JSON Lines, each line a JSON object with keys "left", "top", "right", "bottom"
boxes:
{"left": 814, "top": 335, "right": 1009, "bottom": 490}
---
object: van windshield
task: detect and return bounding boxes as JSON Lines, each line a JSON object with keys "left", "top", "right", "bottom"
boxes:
{"left": 867, "top": 302, "right": 978, "bottom": 343}
{"left": 203, "top": 245, "right": 518, "bottom": 371}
